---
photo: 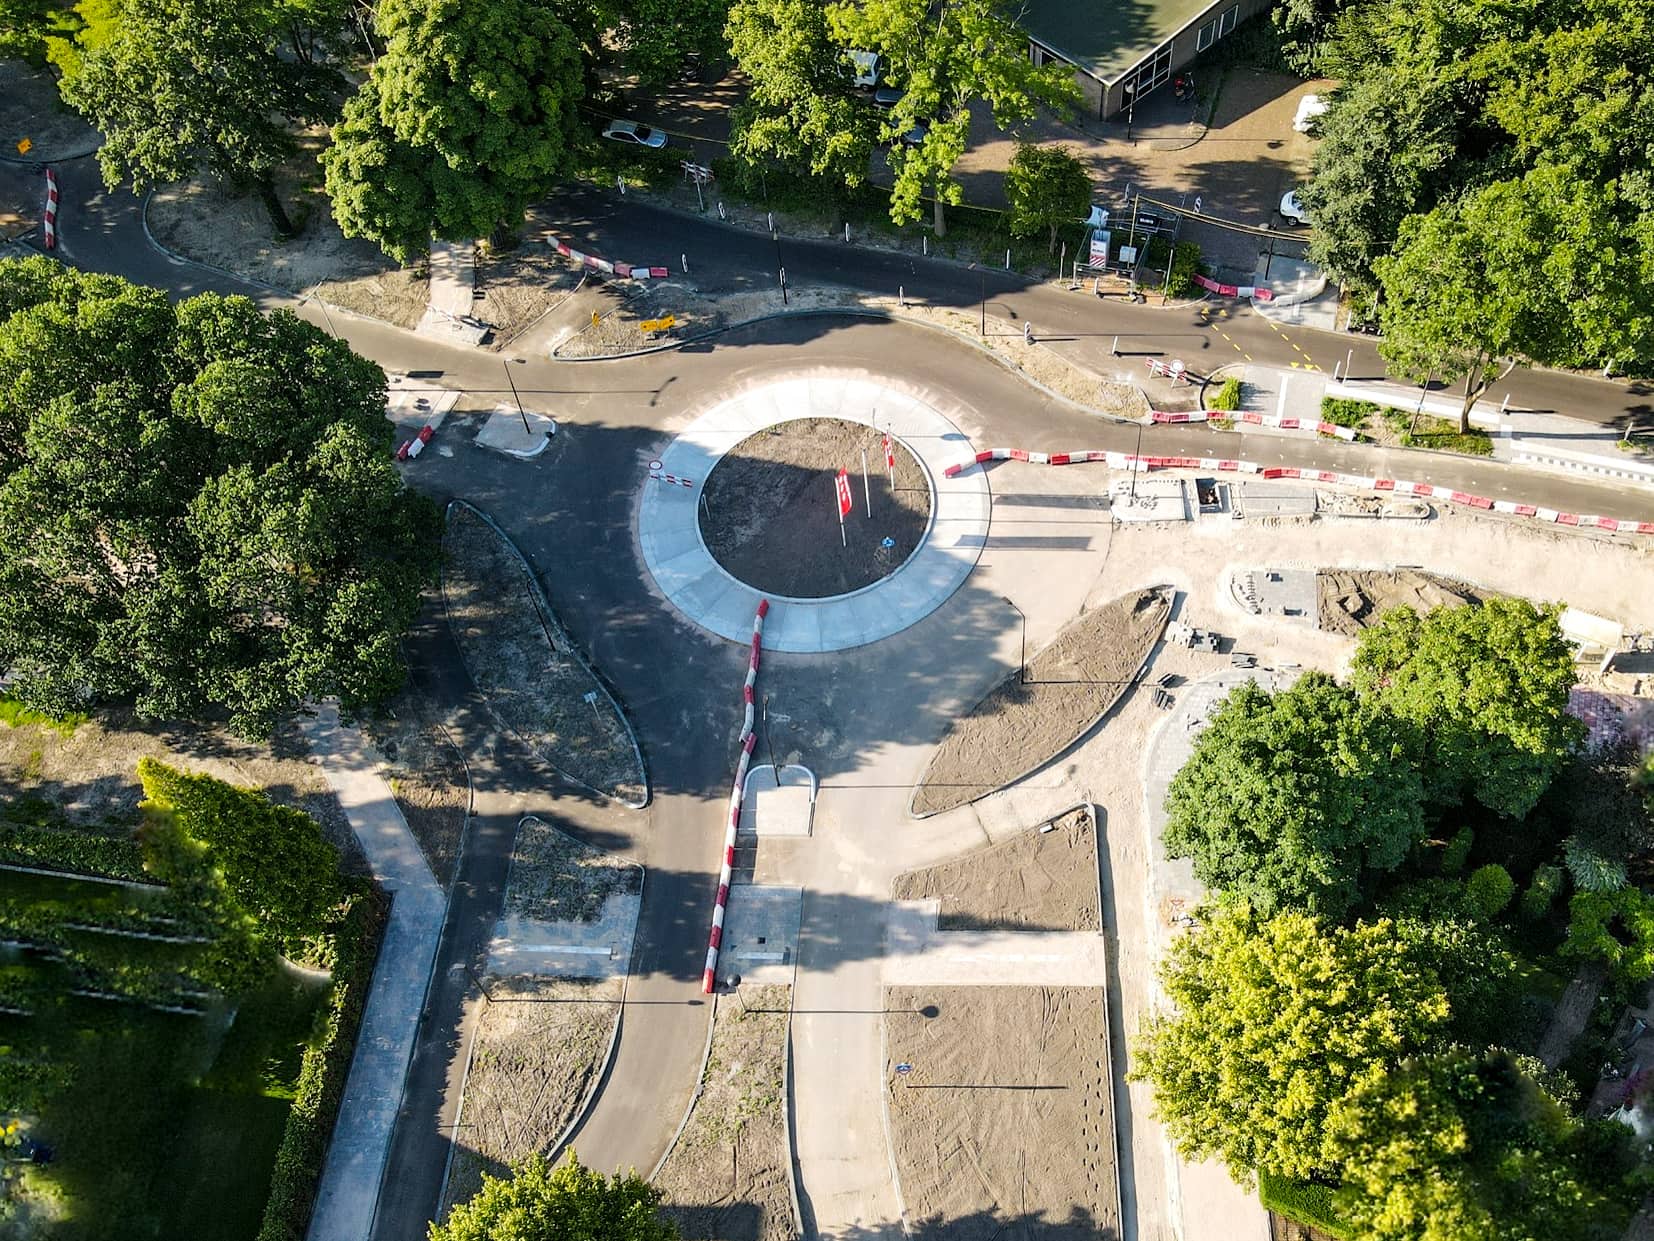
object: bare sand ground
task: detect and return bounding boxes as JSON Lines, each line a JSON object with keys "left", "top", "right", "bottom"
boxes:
{"left": 1316, "top": 568, "right": 1489, "bottom": 636}
{"left": 913, "top": 588, "right": 1171, "bottom": 817}
{"left": 893, "top": 807, "right": 1098, "bottom": 932}
{"left": 699, "top": 417, "right": 930, "bottom": 598}
{"left": 440, "top": 975, "right": 623, "bottom": 1213}
{"left": 656, "top": 986, "right": 794, "bottom": 1241}
{"left": 884, "top": 985, "right": 1117, "bottom": 1239}
{"left": 505, "top": 815, "right": 641, "bottom": 923}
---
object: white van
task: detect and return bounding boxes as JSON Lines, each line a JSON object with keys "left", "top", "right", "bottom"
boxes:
{"left": 848, "top": 49, "right": 882, "bottom": 88}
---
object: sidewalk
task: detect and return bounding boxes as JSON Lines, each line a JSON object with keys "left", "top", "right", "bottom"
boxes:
{"left": 299, "top": 701, "right": 446, "bottom": 1241}
{"left": 417, "top": 239, "right": 488, "bottom": 344}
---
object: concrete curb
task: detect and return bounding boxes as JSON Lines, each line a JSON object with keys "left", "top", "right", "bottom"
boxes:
{"left": 442, "top": 500, "right": 651, "bottom": 809}
{"left": 782, "top": 1005, "right": 804, "bottom": 1241}
{"left": 648, "top": 992, "right": 720, "bottom": 1183}
{"left": 1084, "top": 798, "right": 1129, "bottom": 1241}
{"left": 908, "top": 588, "right": 1175, "bottom": 819}
{"left": 548, "top": 851, "right": 645, "bottom": 1163}
{"left": 877, "top": 982, "right": 912, "bottom": 1235}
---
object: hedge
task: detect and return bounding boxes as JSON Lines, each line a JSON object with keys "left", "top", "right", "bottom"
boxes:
{"left": 0, "top": 820, "right": 147, "bottom": 882}
{"left": 256, "top": 882, "right": 388, "bottom": 1241}
{"left": 1259, "top": 1170, "right": 1353, "bottom": 1239}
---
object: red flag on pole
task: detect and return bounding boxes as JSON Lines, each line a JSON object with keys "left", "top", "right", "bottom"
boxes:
{"left": 835, "top": 468, "right": 852, "bottom": 517}
{"left": 882, "top": 434, "right": 895, "bottom": 469}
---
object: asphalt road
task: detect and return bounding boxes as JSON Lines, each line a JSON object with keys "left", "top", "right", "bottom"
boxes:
{"left": 15, "top": 160, "right": 1654, "bottom": 1240}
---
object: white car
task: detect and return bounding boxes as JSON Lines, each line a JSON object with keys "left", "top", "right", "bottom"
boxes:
{"left": 1293, "top": 94, "right": 1328, "bottom": 133}
{"left": 1279, "top": 190, "right": 1311, "bottom": 226}
{"left": 602, "top": 119, "right": 667, "bottom": 149}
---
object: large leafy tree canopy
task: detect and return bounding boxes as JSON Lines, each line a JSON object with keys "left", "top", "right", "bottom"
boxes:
{"left": 1350, "top": 598, "right": 1583, "bottom": 820}
{"left": 724, "top": 0, "right": 876, "bottom": 191}
{"left": 1132, "top": 906, "right": 1453, "bottom": 1181}
{"left": 322, "top": 0, "right": 585, "bottom": 260}
{"left": 1004, "top": 142, "right": 1092, "bottom": 252}
{"left": 1327, "top": 1049, "right": 1639, "bottom": 1241}
{"left": 430, "top": 1150, "right": 678, "bottom": 1241}
{"left": 50, "top": 0, "right": 341, "bottom": 235}
{"left": 0, "top": 256, "right": 440, "bottom": 738}
{"left": 1303, "top": 0, "right": 1654, "bottom": 400}
{"left": 821, "top": 0, "right": 1077, "bottom": 232}
{"left": 1162, "top": 672, "right": 1425, "bottom": 919}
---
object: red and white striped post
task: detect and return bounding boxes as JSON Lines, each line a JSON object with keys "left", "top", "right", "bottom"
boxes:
{"left": 703, "top": 599, "right": 771, "bottom": 994}
{"left": 43, "top": 168, "right": 59, "bottom": 251}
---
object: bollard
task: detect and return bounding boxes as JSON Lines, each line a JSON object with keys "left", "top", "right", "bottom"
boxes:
{"left": 1111, "top": 335, "right": 1119, "bottom": 356}
{"left": 1333, "top": 361, "right": 1342, "bottom": 383}
{"left": 1500, "top": 395, "right": 1510, "bottom": 415}
{"left": 1024, "top": 322, "right": 1033, "bottom": 344}
{"left": 682, "top": 253, "right": 689, "bottom": 273}
{"left": 845, "top": 222, "right": 851, "bottom": 243}
{"left": 923, "top": 235, "right": 928, "bottom": 256}
{"left": 617, "top": 175, "right": 625, "bottom": 195}
{"left": 1004, "top": 248, "right": 1011, "bottom": 269}
{"left": 767, "top": 211, "right": 773, "bottom": 233}
{"left": 719, "top": 202, "right": 727, "bottom": 220}
{"left": 899, "top": 285, "right": 905, "bottom": 307}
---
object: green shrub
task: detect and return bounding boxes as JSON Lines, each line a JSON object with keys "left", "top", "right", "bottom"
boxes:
{"left": 1319, "top": 396, "right": 1378, "bottom": 431}
{"left": 1441, "top": 827, "right": 1474, "bottom": 875}
{"left": 0, "top": 692, "right": 87, "bottom": 736}
{"left": 1520, "top": 864, "right": 1564, "bottom": 921}
{"left": 1564, "top": 836, "right": 1629, "bottom": 893}
{"left": 256, "top": 885, "right": 386, "bottom": 1241}
{"left": 1259, "top": 1170, "right": 1353, "bottom": 1239}
{"left": 0, "top": 821, "right": 147, "bottom": 882}
{"left": 1465, "top": 864, "right": 1516, "bottom": 919}
{"left": 1563, "top": 888, "right": 1654, "bottom": 983}
{"left": 1166, "top": 242, "right": 1203, "bottom": 298}
{"left": 1209, "top": 415, "right": 1234, "bottom": 430}
{"left": 1208, "top": 376, "right": 1242, "bottom": 411}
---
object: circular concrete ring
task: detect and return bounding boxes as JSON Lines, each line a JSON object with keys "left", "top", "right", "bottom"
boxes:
{"left": 639, "top": 374, "right": 989, "bottom": 653}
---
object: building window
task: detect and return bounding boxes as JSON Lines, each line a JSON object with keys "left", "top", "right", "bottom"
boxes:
{"left": 1220, "top": 5, "right": 1239, "bottom": 35}
{"left": 1196, "top": 18, "right": 1217, "bottom": 50}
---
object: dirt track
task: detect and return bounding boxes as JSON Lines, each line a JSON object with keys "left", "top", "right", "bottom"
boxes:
{"left": 913, "top": 588, "right": 1171, "bottom": 816}
{"left": 893, "top": 807, "right": 1099, "bottom": 931}
{"left": 884, "top": 986, "right": 1117, "bottom": 1239}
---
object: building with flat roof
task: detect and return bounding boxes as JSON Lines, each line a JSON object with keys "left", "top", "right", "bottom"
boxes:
{"left": 1020, "top": 0, "right": 1271, "bottom": 118}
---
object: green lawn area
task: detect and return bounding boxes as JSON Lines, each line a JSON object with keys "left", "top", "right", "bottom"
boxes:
{"left": 1318, "top": 397, "right": 1494, "bottom": 456}
{"left": 1259, "top": 1169, "right": 1354, "bottom": 1239}
{"left": 2, "top": 868, "right": 328, "bottom": 1240}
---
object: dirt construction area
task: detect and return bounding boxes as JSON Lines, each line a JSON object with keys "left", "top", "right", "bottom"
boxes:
{"left": 893, "top": 807, "right": 1099, "bottom": 932}
{"left": 440, "top": 974, "right": 623, "bottom": 1213}
{"left": 884, "top": 986, "right": 1117, "bottom": 1239}
{"left": 699, "top": 417, "right": 932, "bottom": 598}
{"left": 1316, "top": 568, "right": 1492, "bottom": 637}
{"left": 656, "top": 986, "right": 794, "bottom": 1241}
{"left": 913, "top": 588, "right": 1172, "bottom": 817}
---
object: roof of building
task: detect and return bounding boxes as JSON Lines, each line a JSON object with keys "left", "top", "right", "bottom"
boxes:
{"left": 1019, "top": 0, "right": 1224, "bottom": 83}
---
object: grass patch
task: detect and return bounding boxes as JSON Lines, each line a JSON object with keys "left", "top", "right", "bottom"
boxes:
{"left": 0, "top": 693, "right": 87, "bottom": 736}
{"left": 1259, "top": 1170, "right": 1354, "bottom": 1239}
{"left": 1319, "top": 396, "right": 1377, "bottom": 430}
{"left": 1379, "top": 407, "right": 1494, "bottom": 456}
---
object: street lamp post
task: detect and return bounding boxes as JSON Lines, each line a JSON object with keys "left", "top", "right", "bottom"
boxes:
{"left": 1001, "top": 595, "right": 1028, "bottom": 684}
{"left": 1130, "top": 420, "right": 1144, "bottom": 501}
{"left": 1124, "top": 82, "right": 1136, "bottom": 142}
{"left": 502, "top": 359, "right": 531, "bottom": 436}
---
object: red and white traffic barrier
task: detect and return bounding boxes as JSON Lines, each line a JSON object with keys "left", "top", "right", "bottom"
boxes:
{"left": 553, "top": 238, "right": 669, "bottom": 280}
{"left": 395, "top": 398, "right": 451, "bottom": 461}
{"left": 1194, "top": 273, "right": 1275, "bottom": 302}
{"left": 42, "top": 168, "right": 58, "bottom": 250}
{"left": 942, "top": 450, "right": 1654, "bottom": 535}
{"left": 703, "top": 599, "right": 770, "bottom": 995}
{"left": 1151, "top": 409, "right": 1358, "bottom": 442}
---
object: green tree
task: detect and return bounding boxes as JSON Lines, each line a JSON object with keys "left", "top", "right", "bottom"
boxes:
{"left": 1350, "top": 599, "right": 1583, "bottom": 819}
{"left": 430, "top": 1150, "right": 678, "bottom": 1241}
{"left": 826, "top": 0, "right": 1076, "bottom": 233}
{"left": 1269, "top": 0, "right": 1362, "bottom": 75}
{"left": 1552, "top": 740, "right": 1654, "bottom": 884}
{"left": 1162, "top": 673, "right": 1425, "bottom": 919}
{"left": 725, "top": 0, "right": 875, "bottom": 190}
{"left": 618, "top": 0, "right": 730, "bottom": 85}
{"left": 1520, "top": 863, "right": 1564, "bottom": 920}
{"left": 1300, "top": 71, "right": 1459, "bottom": 293}
{"left": 138, "top": 758, "right": 343, "bottom": 952}
{"left": 322, "top": 0, "right": 585, "bottom": 259}
{"left": 0, "top": 0, "right": 76, "bottom": 64}
{"left": 52, "top": 0, "right": 336, "bottom": 235}
{"left": 1562, "top": 887, "right": 1654, "bottom": 983}
{"left": 0, "top": 257, "right": 441, "bottom": 737}
{"left": 1004, "top": 143, "right": 1090, "bottom": 253}
{"left": 1328, "top": 1049, "right": 1639, "bottom": 1241}
{"left": 1132, "top": 906, "right": 1452, "bottom": 1180}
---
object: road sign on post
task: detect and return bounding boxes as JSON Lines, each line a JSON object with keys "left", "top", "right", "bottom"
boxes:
{"left": 834, "top": 468, "right": 852, "bottom": 547}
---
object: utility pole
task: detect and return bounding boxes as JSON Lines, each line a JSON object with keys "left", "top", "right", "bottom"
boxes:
{"left": 503, "top": 360, "right": 531, "bottom": 436}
